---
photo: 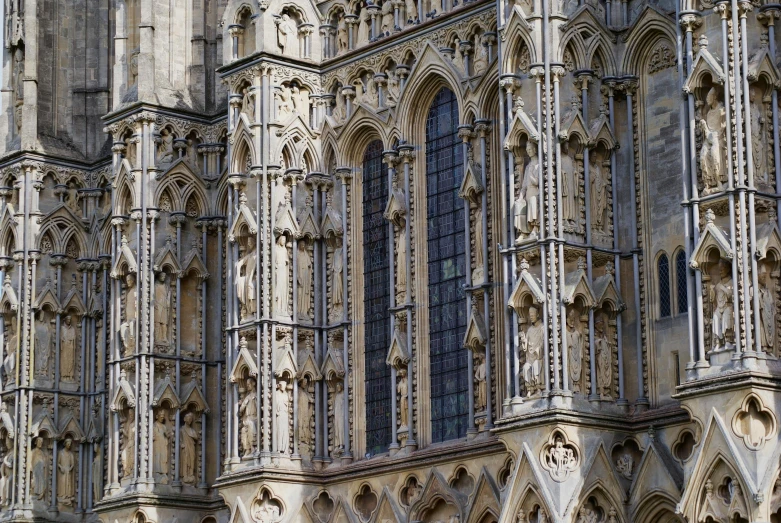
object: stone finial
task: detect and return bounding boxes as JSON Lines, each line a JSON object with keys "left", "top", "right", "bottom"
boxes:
{"left": 577, "top": 256, "right": 586, "bottom": 270}
{"left": 520, "top": 257, "right": 530, "bottom": 272}
{"left": 698, "top": 34, "right": 708, "bottom": 51}
{"left": 605, "top": 261, "right": 615, "bottom": 275}
{"left": 705, "top": 208, "right": 715, "bottom": 223}
{"left": 239, "top": 191, "right": 248, "bottom": 206}
{"left": 121, "top": 234, "right": 129, "bottom": 247}
{"left": 513, "top": 96, "right": 524, "bottom": 115}
{"left": 240, "top": 336, "right": 248, "bottom": 350}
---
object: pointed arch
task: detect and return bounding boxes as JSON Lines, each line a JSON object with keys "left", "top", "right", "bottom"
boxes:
{"left": 230, "top": 125, "right": 255, "bottom": 174}
{"left": 620, "top": 8, "right": 677, "bottom": 76}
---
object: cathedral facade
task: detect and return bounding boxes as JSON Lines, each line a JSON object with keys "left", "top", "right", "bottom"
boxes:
{"left": 0, "top": 0, "right": 778, "bottom": 520}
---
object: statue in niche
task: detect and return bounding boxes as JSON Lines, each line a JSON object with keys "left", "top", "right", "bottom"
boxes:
{"left": 385, "top": 69, "right": 400, "bottom": 108}
{"left": 472, "top": 204, "right": 484, "bottom": 284}
{"left": 241, "top": 87, "right": 255, "bottom": 119}
{"left": 699, "top": 87, "right": 726, "bottom": 194}
{"left": 452, "top": 39, "right": 465, "bottom": 73}
{"left": 475, "top": 352, "right": 487, "bottom": 412}
{"left": 0, "top": 450, "right": 12, "bottom": 505}
{"left": 12, "top": 48, "right": 23, "bottom": 131}
{"left": 58, "top": 314, "right": 77, "bottom": 381}
{"left": 30, "top": 436, "right": 47, "bottom": 501}
{"left": 759, "top": 271, "right": 776, "bottom": 352}
{"left": 749, "top": 87, "right": 769, "bottom": 185}
{"left": 153, "top": 410, "right": 171, "bottom": 484}
{"left": 120, "top": 273, "right": 138, "bottom": 355}
{"left": 236, "top": 236, "right": 258, "bottom": 320}
{"left": 515, "top": 142, "right": 540, "bottom": 241}
{"left": 405, "top": 0, "right": 417, "bottom": 22}
{"left": 576, "top": 507, "right": 598, "bottom": 523}
{"left": 380, "top": 0, "right": 393, "bottom": 34}
{"left": 590, "top": 152, "right": 608, "bottom": 232}
{"left": 277, "top": 84, "right": 294, "bottom": 118}
{"left": 709, "top": 262, "right": 733, "bottom": 351}
{"left": 366, "top": 77, "right": 379, "bottom": 109}
{"left": 473, "top": 41, "right": 489, "bottom": 76}
{"left": 276, "top": 13, "right": 297, "bottom": 55}
{"left": 274, "top": 235, "right": 290, "bottom": 317}
{"left": 181, "top": 411, "right": 199, "bottom": 485}
{"left": 66, "top": 182, "right": 81, "bottom": 213}
{"left": 395, "top": 223, "right": 408, "bottom": 297}
{"left": 567, "top": 309, "right": 584, "bottom": 394}
{"left": 34, "top": 312, "right": 51, "bottom": 378}
{"left": 298, "top": 376, "right": 314, "bottom": 453}
{"left": 298, "top": 242, "right": 312, "bottom": 321}
{"left": 561, "top": 142, "right": 578, "bottom": 225}
{"left": 186, "top": 139, "right": 199, "bottom": 171}
{"left": 337, "top": 16, "right": 348, "bottom": 53}
{"left": 57, "top": 438, "right": 76, "bottom": 506}
{"left": 332, "top": 381, "right": 345, "bottom": 453}
{"left": 332, "top": 90, "right": 346, "bottom": 121}
{"left": 275, "top": 379, "right": 290, "bottom": 455}
{"left": 3, "top": 321, "right": 16, "bottom": 386}
{"left": 158, "top": 129, "right": 175, "bottom": 164}
{"left": 239, "top": 377, "right": 258, "bottom": 457}
{"left": 544, "top": 435, "right": 577, "bottom": 481}
{"left": 154, "top": 272, "right": 171, "bottom": 346}
{"left": 397, "top": 367, "right": 409, "bottom": 428}
{"left": 121, "top": 410, "right": 135, "bottom": 477}
{"left": 92, "top": 443, "right": 101, "bottom": 502}
{"left": 291, "top": 84, "right": 310, "bottom": 118}
{"left": 595, "top": 320, "right": 612, "bottom": 399}
{"left": 330, "top": 244, "right": 344, "bottom": 319}
{"left": 520, "top": 305, "right": 544, "bottom": 396}
{"left": 357, "top": 5, "right": 370, "bottom": 47}
{"left": 616, "top": 453, "right": 633, "bottom": 480}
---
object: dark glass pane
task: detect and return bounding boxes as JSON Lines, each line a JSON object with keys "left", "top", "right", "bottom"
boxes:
{"left": 426, "top": 88, "right": 468, "bottom": 443}
{"left": 658, "top": 254, "right": 671, "bottom": 318}
{"left": 676, "top": 250, "right": 688, "bottom": 315}
{"left": 363, "top": 139, "right": 391, "bottom": 454}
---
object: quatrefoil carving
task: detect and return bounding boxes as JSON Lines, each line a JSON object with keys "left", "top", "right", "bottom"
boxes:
{"left": 732, "top": 394, "right": 776, "bottom": 451}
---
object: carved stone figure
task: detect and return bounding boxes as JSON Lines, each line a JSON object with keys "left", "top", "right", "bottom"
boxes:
{"left": 337, "top": 16, "right": 348, "bottom": 53}
{"left": 332, "top": 381, "right": 345, "bottom": 451}
{"left": 120, "top": 273, "right": 138, "bottom": 354}
{"left": 561, "top": 142, "right": 578, "bottom": 225}
{"left": 331, "top": 245, "right": 344, "bottom": 314}
{"left": 236, "top": 236, "right": 258, "bottom": 320}
{"left": 357, "top": 6, "right": 370, "bottom": 46}
{"left": 181, "top": 411, "right": 199, "bottom": 485}
{"left": 576, "top": 507, "right": 598, "bottom": 523}
{"left": 521, "top": 306, "right": 543, "bottom": 396}
{"left": 473, "top": 41, "right": 489, "bottom": 76}
{"left": 699, "top": 87, "right": 726, "bottom": 194}
{"left": 405, "top": 0, "right": 417, "bottom": 22}
{"left": 241, "top": 87, "right": 255, "bottom": 120}
{"left": 153, "top": 410, "right": 171, "bottom": 484}
{"left": 291, "top": 84, "right": 310, "bottom": 117}
{"left": 66, "top": 182, "right": 81, "bottom": 213}
{"left": 277, "top": 85, "right": 294, "bottom": 118}
{"left": 616, "top": 453, "right": 633, "bottom": 480}
{"left": 385, "top": 69, "right": 400, "bottom": 108}
{"left": 298, "top": 242, "right": 312, "bottom": 321}
{"left": 596, "top": 321, "right": 612, "bottom": 399}
{"left": 298, "top": 377, "right": 314, "bottom": 452}
{"left": 472, "top": 205, "right": 484, "bottom": 283}
{"left": 276, "top": 14, "right": 296, "bottom": 55}
{"left": 516, "top": 142, "right": 540, "bottom": 240}
{"left": 397, "top": 368, "right": 408, "bottom": 428}
{"left": 92, "top": 443, "right": 101, "bottom": 502}
{"left": 154, "top": 272, "right": 171, "bottom": 345}
{"left": 710, "top": 262, "right": 733, "bottom": 351}
{"left": 475, "top": 352, "right": 487, "bottom": 411}
{"left": 590, "top": 153, "right": 608, "bottom": 231}
{"left": 380, "top": 0, "right": 394, "bottom": 34}
{"left": 274, "top": 235, "right": 290, "bottom": 317}
{"left": 332, "top": 90, "right": 346, "bottom": 121}
{"left": 57, "top": 438, "right": 76, "bottom": 506}
{"left": 121, "top": 410, "right": 136, "bottom": 477}
{"left": 3, "top": 322, "right": 16, "bottom": 385}
{"left": 275, "top": 379, "right": 290, "bottom": 455}
{"left": 759, "top": 271, "right": 775, "bottom": 352}
{"left": 239, "top": 377, "right": 258, "bottom": 457}
{"left": 395, "top": 224, "right": 408, "bottom": 295}
{"left": 544, "top": 435, "right": 577, "bottom": 481}
{"left": 34, "top": 313, "right": 51, "bottom": 378}
{"left": 749, "top": 87, "right": 768, "bottom": 185}
{"left": 159, "top": 129, "right": 175, "bottom": 164}
{"left": 30, "top": 436, "right": 47, "bottom": 500}
{"left": 567, "top": 309, "right": 584, "bottom": 393}
{"left": 0, "top": 451, "right": 12, "bottom": 505}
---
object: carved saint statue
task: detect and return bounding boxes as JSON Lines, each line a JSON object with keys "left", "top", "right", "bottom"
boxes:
{"left": 34, "top": 312, "right": 51, "bottom": 378}
{"left": 405, "top": 0, "right": 418, "bottom": 22}
{"left": 3, "top": 322, "right": 17, "bottom": 386}
{"left": 30, "top": 436, "right": 47, "bottom": 501}
{"left": 181, "top": 411, "right": 199, "bottom": 485}
{"left": 239, "top": 377, "right": 258, "bottom": 457}
{"left": 380, "top": 0, "right": 393, "bottom": 34}
{"left": 276, "top": 14, "right": 296, "bottom": 55}
{"left": 396, "top": 224, "right": 408, "bottom": 295}
{"left": 473, "top": 41, "right": 489, "bottom": 76}
{"left": 385, "top": 69, "right": 400, "bottom": 108}
{"left": 291, "top": 84, "right": 310, "bottom": 117}
{"left": 475, "top": 352, "right": 487, "bottom": 411}
{"left": 154, "top": 272, "right": 171, "bottom": 345}
{"left": 561, "top": 142, "right": 578, "bottom": 225}
{"left": 699, "top": 87, "right": 726, "bottom": 194}
{"left": 616, "top": 453, "right": 633, "bottom": 480}
{"left": 236, "top": 236, "right": 258, "bottom": 320}
{"left": 298, "top": 242, "right": 312, "bottom": 321}
{"left": 121, "top": 410, "right": 136, "bottom": 477}
{"left": 298, "top": 377, "right": 314, "bottom": 452}
{"left": 332, "top": 381, "right": 345, "bottom": 451}
{"left": 277, "top": 85, "right": 294, "bottom": 118}
{"left": 153, "top": 410, "right": 171, "bottom": 484}
{"left": 545, "top": 436, "right": 577, "bottom": 481}
{"left": 590, "top": 153, "right": 608, "bottom": 231}
{"left": 331, "top": 245, "right": 344, "bottom": 313}
{"left": 520, "top": 305, "right": 544, "bottom": 396}
{"left": 710, "top": 262, "right": 733, "bottom": 351}
{"left": 337, "top": 16, "right": 348, "bottom": 54}
{"left": 92, "top": 443, "right": 101, "bottom": 502}
{"left": 759, "top": 271, "right": 775, "bottom": 353}
{"left": 120, "top": 273, "right": 138, "bottom": 354}
{"left": 332, "top": 90, "right": 346, "bottom": 121}
{"left": 398, "top": 368, "right": 409, "bottom": 428}
{"left": 357, "top": 6, "right": 370, "bottom": 47}
{"left": 0, "top": 451, "right": 12, "bottom": 505}
{"left": 67, "top": 182, "right": 81, "bottom": 213}
{"left": 241, "top": 87, "right": 255, "bottom": 120}
{"left": 158, "top": 129, "right": 175, "bottom": 164}
{"left": 274, "top": 235, "right": 290, "bottom": 317}
{"left": 57, "top": 438, "right": 76, "bottom": 506}
{"left": 576, "top": 507, "right": 599, "bottom": 523}
{"left": 515, "top": 142, "right": 540, "bottom": 241}
{"left": 595, "top": 321, "right": 612, "bottom": 399}
{"left": 275, "top": 379, "right": 290, "bottom": 455}
{"left": 566, "top": 309, "right": 583, "bottom": 393}
{"left": 473, "top": 205, "right": 484, "bottom": 284}
{"left": 749, "top": 87, "right": 768, "bottom": 185}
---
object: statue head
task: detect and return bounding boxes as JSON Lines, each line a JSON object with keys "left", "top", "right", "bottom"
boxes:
{"left": 64, "top": 438, "right": 72, "bottom": 450}
{"left": 126, "top": 273, "right": 136, "bottom": 288}
{"left": 64, "top": 315, "right": 72, "bottom": 326}
{"left": 184, "top": 412, "right": 194, "bottom": 425}
{"left": 277, "top": 379, "right": 287, "bottom": 391}
{"left": 335, "top": 381, "right": 344, "bottom": 393}
{"left": 528, "top": 305, "right": 539, "bottom": 323}
{"left": 526, "top": 141, "right": 537, "bottom": 158}
{"left": 157, "top": 272, "right": 166, "bottom": 283}
{"left": 246, "top": 235, "right": 256, "bottom": 250}
{"left": 157, "top": 410, "right": 166, "bottom": 423}
{"left": 719, "top": 262, "right": 730, "bottom": 279}
{"left": 34, "top": 437, "right": 43, "bottom": 448}
{"left": 566, "top": 308, "right": 577, "bottom": 328}
{"left": 246, "top": 377, "right": 256, "bottom": 390}
{"left": 706, "top": 87, "right": 718, "bottom": 107}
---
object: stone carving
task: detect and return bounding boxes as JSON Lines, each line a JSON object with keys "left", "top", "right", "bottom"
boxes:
{"left": 385, "top": 69, "right": 400, "bottom": 108}
{"left": 277, "top": 85, "right": 294, "bottom": 118}
{"left": 92, "top": 443, "right": 101, "bottom": 501}
{"left": 332, "top": 90, "right": 346, "bottom": 121}
{"left": 331, "top": 244, "right": 344, "bottom": 316}
{"left": 274, "top": 235, "right": 290, "bottom": 317}
{"left": 590, "top": 152, "right": 608, "bottom": 232}
{"left": 475, "top": 352, "right": 487, "bottom": 411}
{"left": 3, "top": 321, "right": 17, "bottom": 386}
{"left": 121, "top": 410, "right": 136, "bottom": 477}
{"left": 275, "top": 379, "right": 290, "bottom": 455}
{"left": 405, "top": 0, "right": 417, "bottom": 22}
{"left": 648, "top": 43, "right": 676, "bottom": 74}
{"left": 12, "top": 47, "right": 23, "bottom": 131}
{"left": 239, "top": 377, "right": 258, "bottom": 458}
{"left": 576, "top": 507, "right": 599, "bottom": 523}
{"left": 616, "top": 453, "right": 634, "bottom": 480}
{"left": 397, "top": 368, "right": 409, "bottom": 429}
{"left": 236, "top": 236, "right": 258, "bottom": 321}
{"left": 337, "top": 16, "right": 348, "bottom": 54}
{"left": 357, "top": 6, "right": 370, "bottom": 47}
{"left": 298, "top": 242, "right": 313, "bottom": 321}
{"left": 34, "top": 313, "right": 51, "bottom": 379}
{"left": 520, "top": 305, "right": 544, "bottom": 396}
{"left": 541, "top": 432, "right": 578, "bottom": 482}
{"left": 159, "top": 129, "right": 175, "bottom": 164}
{"left": 381, "top": 0, "right": 393, "bottom": 34}
{"left": 57, "top": 438, "right": 76, "bottom": 506}
{"left": 153, "top": 410, "right": 171, "bottom": 484}
{"left": 749, "top": 87, "right": 769, "bottom": 186}
{"left": 0, "top": 451, "right": 12, "bottom": 505}
{"left": 276, "top": 14, "right": 297, "bottom": 55}
{"left": 561, "top": 142, "right": 578, "bottom": 226}
{"left": 732, "top": 395, "right": 776, "bottom": 450}
{"left": 66, "top": 182, "right": 81, "bottom": 213}
{"left": 241, "top": 87, "right": 255, "bottom": 120}
{"left": 567, "top": 309, "right": 584, "bottom": 393}
{"left": 30, "top": 436, "right": 48, "bottom": 500}
{"left": 709, "top": 262, "right": 733, "bottom": 352}
{"left": 595, "top": 320, "right": 612, "bottom": 399}
{"left": 154, "top": 272, "right": 171, "bottom": 346}
{"left": 120, "top": 273, "right": 138, "bottom": 355}
{"left": 395, "top": 224, "right": 408, "bottom": 297}
{"left": 473, "top": 41, "right": 489, "bottom": 76}
{"left": 181, "top": 411, "right": 199, "bottom": 485}
{"left": 759, "top": 271, "right": 775, "bottom": 352}
{"left": 514, "top": 142, "right": 540, "bottom": 242}
{"left": 291, "top": 84, "right": 310, "bottom": 117}
{"left": 472, "top": 204, "right": 484, "bottom": 284}
{"left": 298, "top": 376, "right": 314, "bottom": 453}
{"left": 699, "top": 88, "right": 726, "bottom": 195}
{"left": 332, "top": 381, "right": 345, "bottom": 454}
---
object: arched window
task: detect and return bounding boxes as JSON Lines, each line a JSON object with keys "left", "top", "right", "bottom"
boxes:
{"left": 658, "top": 253, "right": 671, "bottom": 318}
{"left": 363, "top": 139, "right": 392, "bottom": 454}
{"left": 426, "top": 87, "right": 468, "bottom": 442}
{"left": 675, "top": 249, "right": 688, "bottom": 315}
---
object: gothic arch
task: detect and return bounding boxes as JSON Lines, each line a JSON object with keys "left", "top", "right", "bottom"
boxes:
{"left": 620, "top": 8, "right": 677, "bottom": 76}
{"left": 632, "top": 491, "right": 683, "bottom": 523}
{"left": 231, "top": 128, "right": 255, "bottom": 174}
{"left": 502, "top": 18, "right": 536, "bottom": 74}
{"left": 337, "top": 111, "right": 390, "bottom": 166}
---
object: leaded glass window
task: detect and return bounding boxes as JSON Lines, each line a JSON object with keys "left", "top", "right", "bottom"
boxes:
{"left": 658, "top": 253, "right": 671, "bottom": 318}
{"left": 363, "top": 139, "right": 392, "bottom": 455}
{"left": 426, "top": 87, "right": 468, "bottom": 443}
{"left": 676, "top": 250, "right": 688, "bottom": 315}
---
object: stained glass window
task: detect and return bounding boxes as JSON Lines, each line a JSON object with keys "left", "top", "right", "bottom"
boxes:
{"left": 363, "top": 139, "right": 392, "bottom": 455}
{"left": 426, "top": 87, "right": 468, "bottom": 443}
{"left": 658, "top": 253, "right": 671, "bottom": 318}
{"left": 676, "top": 249, "right": 688, "bottom": 315}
